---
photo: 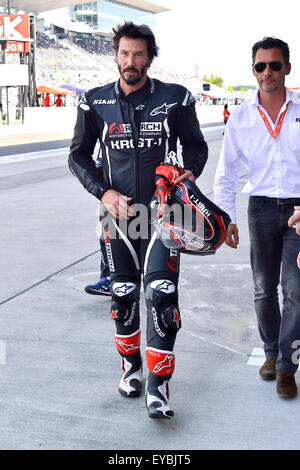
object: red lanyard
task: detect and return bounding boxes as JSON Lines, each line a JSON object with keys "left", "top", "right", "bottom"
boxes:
{"left": 257, "top": 104, "right": 288, "bottom": 139}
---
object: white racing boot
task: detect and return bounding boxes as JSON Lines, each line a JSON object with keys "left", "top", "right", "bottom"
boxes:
{"left": 145, "top": 372, "right": 174, "bottom": 419}
{"left": 119, "top": 355, "right": 143, "bottom": 397}
{"left": 145, "top": 347, "right": 175, "bottom": 419}
{"left": 115, "top": 330, "right": 142, "bottom": 397}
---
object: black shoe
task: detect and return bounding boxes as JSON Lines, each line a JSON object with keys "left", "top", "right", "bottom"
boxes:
{"left": 145, "top": 372, "right": 174, "bottom": 419}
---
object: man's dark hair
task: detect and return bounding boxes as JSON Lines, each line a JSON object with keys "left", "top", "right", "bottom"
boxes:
{"left": 112, "top": 22, "right": 159, "bottom": 60}
{"left": 252, "top": 37, "right": 290, "bottom": 64}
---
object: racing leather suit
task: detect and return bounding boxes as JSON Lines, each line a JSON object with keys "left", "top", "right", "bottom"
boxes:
{"left": 69, "top": 77, "right": 208, "bottom": 388}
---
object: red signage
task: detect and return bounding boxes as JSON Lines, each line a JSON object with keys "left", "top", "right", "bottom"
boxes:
{"left": 5, "top": 41, "right": 30, "bottom": 53}
{"left": 6, "top": 41, "right": 24, "bottom": 53}
{"left": 0, "top": 14, "right": 30, "bottom": 40}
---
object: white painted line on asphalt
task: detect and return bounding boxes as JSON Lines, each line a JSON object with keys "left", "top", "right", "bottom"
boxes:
{"left": 247, "top": 356, "right": 265, "bottom": 366}
{"left": 252, "top": 347, "right": 265, "bottom": 355}
{"left": 194, "top": 263, "right": 251, "bottom": 269}
{"left": 0, "top": 147, "right": 69, "bottom": 165}
{"left": 247, "top": 347, "right": 265, "bottom": 366}
{"left": 0, "top": 124, "right": 223, "bottom": 166}
{"left": 182, "top": 328, "right": 248, "bottom": 358}
{"left": 202, "top": 125, "right": 224, "bottom": 132}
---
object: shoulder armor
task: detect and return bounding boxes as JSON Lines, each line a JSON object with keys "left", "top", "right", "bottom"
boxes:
{"left": 78, "top": 93, "right": 90, "bottom": 112}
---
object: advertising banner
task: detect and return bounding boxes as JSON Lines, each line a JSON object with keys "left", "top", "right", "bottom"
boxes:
{"left": 0, "top": 14, "right": 30, "bottom": 40}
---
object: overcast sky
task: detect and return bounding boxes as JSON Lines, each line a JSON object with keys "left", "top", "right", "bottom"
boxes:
{"left": 155, "top": 0, "right": 299, "bottom": 87}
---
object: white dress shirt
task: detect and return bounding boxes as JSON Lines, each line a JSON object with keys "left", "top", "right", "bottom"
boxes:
{"left": 214, "top": 88, "right": 300, "bottom": 224}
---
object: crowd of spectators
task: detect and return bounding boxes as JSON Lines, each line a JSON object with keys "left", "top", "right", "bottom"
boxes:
{"left": 75, "top": 38, "right": 113, "bottom": 56}
{"left": 36, "top": 35, "right": 196, "bottom": 95}
{"left": 35, "top": 34, "right": 234, "bottom": 106}
{"left": 36, "top": 31, "right": 69, "bottom": 51}
{"left": 35, "top": 39, "right": 118, "bottom": 95}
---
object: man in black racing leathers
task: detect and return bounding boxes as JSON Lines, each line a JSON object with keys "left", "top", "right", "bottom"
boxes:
{"left": 69, "top": 22, "right": 208, "bottom": 419}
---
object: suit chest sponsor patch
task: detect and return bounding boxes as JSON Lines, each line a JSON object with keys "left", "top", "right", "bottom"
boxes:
{"left": 93, "top": 99, "right": 116, "bottom": 105}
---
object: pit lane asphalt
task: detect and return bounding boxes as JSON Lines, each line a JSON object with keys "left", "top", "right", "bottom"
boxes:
{"left": 0, "top": 122, "right": 220, "bottom": 158}
{"left": 0, "top": 139, "right": 72, "bottom": 157}
{"left": 0, "top": 126, "right": 299, "bottom": 450}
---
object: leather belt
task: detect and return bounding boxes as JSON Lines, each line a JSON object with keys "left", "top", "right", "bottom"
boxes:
{"left": 250, "top": 196, "right": 300, "bottom": 205}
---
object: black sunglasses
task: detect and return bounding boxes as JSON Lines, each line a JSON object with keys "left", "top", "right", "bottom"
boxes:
{"left": 254, "top": 61, "right": 282, "bottom": 73}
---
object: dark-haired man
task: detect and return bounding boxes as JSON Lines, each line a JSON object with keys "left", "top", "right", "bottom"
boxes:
{"left": 214, "top": 37, "right": 300, "bottom": 398}
{"left": 69, "top": 22, "right": 208, "bottom": 418}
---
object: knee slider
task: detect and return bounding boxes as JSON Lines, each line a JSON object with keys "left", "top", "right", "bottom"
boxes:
{"left": 110, "top": 281, "right": 139, "bottom": 326}
{"left": 145, "top": 279, "right": 181, "bottom": 335}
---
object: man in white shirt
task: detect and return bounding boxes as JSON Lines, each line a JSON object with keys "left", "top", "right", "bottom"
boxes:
{"left": 214, "top": 37, "right": 300, "bottom": 398}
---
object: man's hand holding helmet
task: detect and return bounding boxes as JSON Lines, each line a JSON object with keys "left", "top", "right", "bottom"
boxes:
{"left": 154, "top": 163, "right": 195, "bottom": 218}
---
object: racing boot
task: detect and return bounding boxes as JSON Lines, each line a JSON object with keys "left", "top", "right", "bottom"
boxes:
{"left": 119, "top": 350, "right": 143, "bottom": 398}
{"left": 115, "top": 330, "right": 142, "bottom": 397}
{"left": 145, "top": 347, "right": 175, "bottom": 419}
{"left": 145, "top": 371, "right": 174, "bottom": 419}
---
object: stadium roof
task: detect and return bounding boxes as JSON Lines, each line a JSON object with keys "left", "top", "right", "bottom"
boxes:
{"left": 0, "top": 0, "right": 169, "bottom": 14}
{"left": 115, "top": 0, "right": 168, "bottom": 12}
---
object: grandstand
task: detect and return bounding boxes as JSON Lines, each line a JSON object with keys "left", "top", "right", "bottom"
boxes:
{"left": 36, "top": 33, "right": 118, "bottom": 92}
{"left": 35, "top": 31, "right": 239, "bottom": 104}
{"left": 34, "top": 1, "right": 241, "bottom": 103}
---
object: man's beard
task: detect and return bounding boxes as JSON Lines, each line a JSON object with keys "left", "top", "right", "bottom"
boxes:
{"left": 118, "top": 64, "right": 148, "bottom": 86}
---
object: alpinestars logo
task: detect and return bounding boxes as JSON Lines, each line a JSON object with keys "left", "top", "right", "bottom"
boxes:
{"left": 115, "top": 338, "right": 139, "bottom": 354}
{"left": 135, "top": 104, "right": 145, "bottom": 110}
{"left": 79, "top": 95, "right": 90, "bottom": 111}
{"left": 150, "top": 280, "right": 175, "bottom": 293}
{"left": 153, "top": 354, "right": 174, "bottom": 374}
{"left": 150, "top": 102, "right": 177, "bottom": 116}
{"left": 113, "top": 282, "right": 136, "bottom": 296}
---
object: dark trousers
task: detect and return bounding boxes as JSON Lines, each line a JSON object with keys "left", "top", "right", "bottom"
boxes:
{"left": 248, "top": 196, "right": 300, "bottom": 374}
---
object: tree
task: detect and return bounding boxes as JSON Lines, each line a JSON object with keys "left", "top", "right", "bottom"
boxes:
{"left": 202, "top": 74, "right": 224, "bottom": 88}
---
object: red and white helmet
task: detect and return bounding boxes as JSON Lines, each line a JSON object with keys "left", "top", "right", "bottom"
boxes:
{"left": 153, "top": 180, "right": 231, "bottom": 255}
